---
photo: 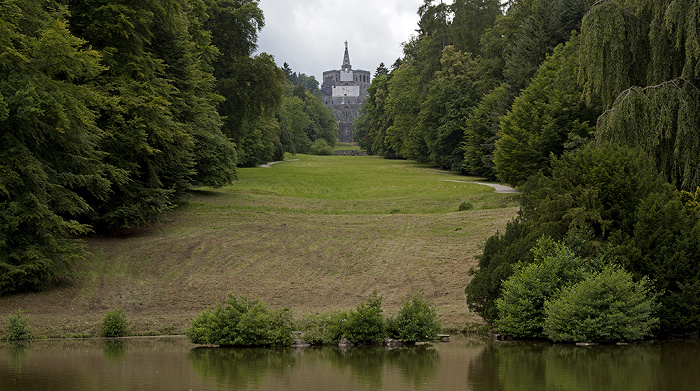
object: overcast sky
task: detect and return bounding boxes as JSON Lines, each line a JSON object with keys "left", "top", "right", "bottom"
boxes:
{"left": 254, "top": 0, "right": 425, "bottom": 81}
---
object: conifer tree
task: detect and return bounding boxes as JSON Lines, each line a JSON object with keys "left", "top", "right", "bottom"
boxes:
{"left": 581, "top": 0, "right": 700, "bottom": 190}
{"left": 0, "top": 0, "right": 110, "bottom": 293}
{"left": 495, "top": 34, "right": 598, "bottom": 186}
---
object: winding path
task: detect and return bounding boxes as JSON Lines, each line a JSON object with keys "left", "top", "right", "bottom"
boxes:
{"left": 259, "top": 159, "right": 300, "bottom": 168}
{"left": 442, "top": 180, "right": 519, "bottom": 194}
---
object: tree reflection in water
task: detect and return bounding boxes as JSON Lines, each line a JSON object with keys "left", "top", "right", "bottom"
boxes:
{"left": 466, "top": 341, "right": 700, "bottom": 391}
{"left": 188, "top": 344, "right": 439, "bottom": 390}
{"left": 188, "top": 347, "right": 297, "bottom": 390}
{"left": 102, "top": 340, "right": 128, "bottom": 363}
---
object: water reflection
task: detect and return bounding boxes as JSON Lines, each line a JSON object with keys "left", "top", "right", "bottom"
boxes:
{"left": 6, "top": 342, "right": 29, "bottom": 367}
{"left": 386, "top": 345, "right": 439, "bottom": 387}
{"left": 469, "top": 341, "right": 699, "bottom": 391}
{"left": 188, "top": 344, "right": 439, "bottom": 390}
{"left": 102, "top": 339, "right": 128, "bottom": 362}
{"left": 188, "top": 346, "right": 297, "bottom": 390}
{"left": 0, "top": 337, "right": 698, "bottom": 391}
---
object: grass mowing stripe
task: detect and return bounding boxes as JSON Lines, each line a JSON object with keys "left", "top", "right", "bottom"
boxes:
{"left": 0, "top": 153, "right": 519, "bottom": 336}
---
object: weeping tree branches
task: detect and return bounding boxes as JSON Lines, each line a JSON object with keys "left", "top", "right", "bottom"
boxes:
{"left": 580, "top": 0, "right": 700, "bottom": 191}
{"left": 597, "top": 77, "right": 700, "bottom": 191}
{"left": 579, "top": 0, "right": 648, "bottom": 107}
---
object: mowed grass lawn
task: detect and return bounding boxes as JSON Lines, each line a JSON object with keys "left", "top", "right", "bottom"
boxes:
{"left": 0, "top": 154, "right": 519, "bottom": 337}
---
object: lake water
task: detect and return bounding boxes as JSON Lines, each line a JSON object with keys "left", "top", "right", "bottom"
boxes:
{"left": 1, "top": 336, "right": 698, "bottom": 390}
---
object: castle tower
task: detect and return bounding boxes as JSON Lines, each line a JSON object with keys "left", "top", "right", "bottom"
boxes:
{"left": 321, "top": 42, "right": 371, "bottom": 143}
{"left": 342, "top": 41, "right": 351, "bottom": 72}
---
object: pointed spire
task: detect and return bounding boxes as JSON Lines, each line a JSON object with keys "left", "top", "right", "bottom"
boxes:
{"left": 342, "top": 41, "right": 352, "bottom": 72}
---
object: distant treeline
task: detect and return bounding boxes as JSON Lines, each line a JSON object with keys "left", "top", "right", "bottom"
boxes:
{"left": 355, "top": 0, "right": 700, "bottom": 339}
{"left": 0, "top": 0, "right": 334, "bottom": 295}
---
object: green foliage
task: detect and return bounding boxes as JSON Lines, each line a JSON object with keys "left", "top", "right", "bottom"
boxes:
{"left": 420, "top": 46, "right": 482, "bottom": 170}
{"left": 299, "top": 89, "right": 337, "bottom": 148}
{"left": 519, "top": 144, "right": 666, "bottom": 237}
{"left": 215, "top": 53, "right": 284, "bottom": 167}
{"left": 580, "top": 1, "right": 700, "bottom": 192}
{"left": 502, "top": 0, "right": 595, "bottom": 90}
{"left": 579, "top": 0, "right": 648, "bottom": 107}
{"left": 468, "top": 142, "right": 699, "bottom": 337}
{"left": 495, "top": 34, "right": 598, "bottom": 186}
{"left": 462, "top": 84, "right": 513, "bottom": 179}
{"left": 5, "top": 309, "right": 32, "bottom": 340}
{"left": 187, "top": 296, "right": 293, "bottom": 347}
{"left": 101, "top": 308, "right": 129, "bottom": 337}
{"left": 309, "top": 139, "right": 333, "bottom": 156}
{"left": 343, "top": 291, "right": 385, "bottom": 345}
{"left": 65, "top": 0, "right": 200, "bottom": 230}
{"left": 496, "top": 237, "right": 587, "bottom": 338}
{"left": 458, "top": 200, "right": 474, "bottom": 211}
{"left": 360, "top": 0, "right": 598, "bottom": 173}
{"left": 597, "top": 79, "right": 700, "bottom": 191}
{"left": 615, "top": 192, "right": 700, "bottom": 335}
{"left": 385, "top": 64, "right": 424, "bottom": 160}
{"left": 151, "top": 0, "right": 237, "bottom": 188}
{"left": 278, "top": 95, "right": 311, "bottom": 154}
{"left": 276, "top": 78, "right": 336, "bottom": 156}
{"left": 449, "top": 0, "right": 502, "bottom": 56}
{"left": 544, "top": 265, "right": 658, "bottom": 343}
{"left": 294, "top": 311, "right": 351, "bottom": 345}
{"left": 387, "top": 292, "right": 441, "bottom": 342}
{"left": 465, "top": 217, "right": 535, "bottom": 322}
{"left": 652, "top": 0, "right": 700, "bottom": 81}
{"left": 494, "top": 236, "right": 659, "bottom": 343}
{"left": 205, "top": 0, "right": 284, "bottom": 167}
{"left": 466, "top": 144, "right": 668, "bottom": 323}
{"left": 678, "top": 187, "right": 700, "bottom": 213}
{"left": 354, "top": 74, "right": 394, "bottom": 157}
{"left": 0, "top": 0, "right": 108, "bottom": 293}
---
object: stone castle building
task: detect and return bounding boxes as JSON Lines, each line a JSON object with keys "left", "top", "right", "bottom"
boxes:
{"left": 321, "top": 42, "right": 371, "bottom": 143}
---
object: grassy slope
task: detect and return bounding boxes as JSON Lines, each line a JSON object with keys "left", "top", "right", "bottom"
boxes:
{"left": 0, "top": 155, "right": 518, "bottom": 337}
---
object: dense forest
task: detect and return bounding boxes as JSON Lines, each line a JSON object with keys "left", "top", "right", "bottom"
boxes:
{"left": 356, "top": 0, "right": 700, "bottom": 339}
{"left": 0, "top": 0, "right": 335, "bottom": 295}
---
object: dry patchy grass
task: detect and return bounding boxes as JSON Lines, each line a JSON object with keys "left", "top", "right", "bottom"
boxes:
{"left": 0, "top": 155, "right": 518, "bottom": 337}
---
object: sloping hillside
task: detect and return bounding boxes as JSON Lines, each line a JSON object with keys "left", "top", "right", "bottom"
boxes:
{"left": 0, "top": 155, "right": 518, "bottom": 337}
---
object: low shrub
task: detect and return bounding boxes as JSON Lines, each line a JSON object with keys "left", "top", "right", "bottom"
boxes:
{"left": 495, "top": 237, "right": 586, "bottom": 338}
{"left": 5, "top": 309, "right": 31, "bottom": 340}
{"left": 343, "top": 291, "right": 385, "bottom": 345}
{"left": 295, "top": 310, "right": 351, "bottom": 345}
{"left": 458, "top": 200, "right": 474, "bottom": 211}
{"left": 187, "top": 295, "right": 293, "bottom": 347}
{"left": 310, "top": 139, "right": 334, "bottom": 155}
{"left": 101, "top": 308, "right": 129, "bottom": 337}
{"left": 544, "top": 265, "right": 658, "bottom": 343}
{"left": 388, "top": 292, "right": 441, "bottom": 342}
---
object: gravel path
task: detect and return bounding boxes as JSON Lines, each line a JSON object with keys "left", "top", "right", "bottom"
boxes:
{"left": 442, "top": 180, "right": 519, "bottom": 194}
{"left": 259, "top": 159, "right": 300, "bottom": 168}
